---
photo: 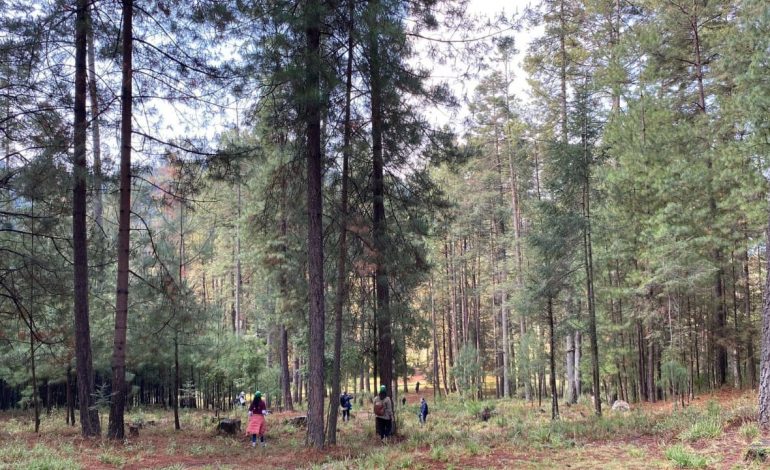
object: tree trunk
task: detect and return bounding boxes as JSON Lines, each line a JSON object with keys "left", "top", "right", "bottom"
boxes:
{"left": 745, "top": 244, "right": 756, "bottom": 388}
{"left": 280, "top": 325, "right": 293, "bottom": 411}
{"left": 548, "top": 297, "right": 559, "bottom": 420}
{"left": 30, "top": 320, "right": 39, "bottom": 432}
{"left": 367, "top": 0, "right": 394, "bottom": 407}
{"left": 66, "top": 366, "right": 75, "bottom": 426}
{"left": 575, "top": 331, "right": 582, "bottom": 397}
{"left": 566, "top": 334, "right": 576, "bottom": 404}
{"left": 173, "top": 334, "right": 180, "bottom": 430}
{"left": 73, "top": 0, "right": 100, "bottom": 438}
{"left": 430, "top": 278, "right": 439, "bottom": 399}
{"left": 758, "top": 197, "right": 770, "bottom": 428}
{"left": 107, "top": 0, "right": 133, "bottom": 440}
{"left": 293, "top": 356, "right": 301, "bottom": 405}
{"left": 305, "top": 0, "right": 325, "bottom": 448}
{"left": 235, "top": 180, "right": 242, "bottom": 337}
{"left": 582, "top": 102, "right": 601, "bottom": 416}
{"left": 86, "top": 7, "right": 103, "bottom": 230}
{"left": 328, "top": 4, "right": 354, "bottom": 443}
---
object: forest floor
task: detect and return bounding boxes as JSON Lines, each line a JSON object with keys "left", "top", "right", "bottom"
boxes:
{"left": 0, "top": 380, "right": 767, "bottom": 469}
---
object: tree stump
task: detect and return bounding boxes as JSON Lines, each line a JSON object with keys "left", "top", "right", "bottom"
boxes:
{"left": 746, "top": 440, "right": 770, "bottom": 462}
{"left": 480, "top": 407, "right": 492, "bottom": 422}
{"left": 216, "top": 418, "right": 241, "bottom": 435}
{"left": 285, "top": 415, "right": 307, "bottom": 428}
{"left": 128, "top": 424, "right": 140, "bottom": 437}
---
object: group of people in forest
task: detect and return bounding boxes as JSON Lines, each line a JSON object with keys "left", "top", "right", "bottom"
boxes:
{"left": 240, "top": 384, "right": 430, "bottom": 447}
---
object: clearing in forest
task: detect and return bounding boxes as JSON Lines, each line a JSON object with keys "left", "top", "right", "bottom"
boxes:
{"left": 0, "top": 388, "right": 765, "bottom": 469}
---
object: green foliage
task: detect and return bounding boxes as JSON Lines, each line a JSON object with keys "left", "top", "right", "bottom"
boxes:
{"left": 739, "top": 422, "right": 760, "bottom": 442}
{"left": 679, "top": 418, "right": 723, "bottom": 441}
{"left": 664, "top": 444, "right": 709, "bottom": 468}
{"left": 661, "top": 359, "right": 688, "bottom": 398}
{"left": 449, "top": 346, "right": 482, "bottom": 399}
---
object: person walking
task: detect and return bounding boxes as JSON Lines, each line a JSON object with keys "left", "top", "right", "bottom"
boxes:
{"left": 340, "top": 390, "right": 352, "bottom": 422}
{"left": 246, "top": 391, "right": 268, "bottom": 447}
{"left": 419, "top": 397, "right": 429, "bottom": 425}
{"left": 373, "top": 385, "right": 393, "bottom": 440}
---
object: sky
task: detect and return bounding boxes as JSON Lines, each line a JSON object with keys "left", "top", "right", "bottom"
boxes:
{"left": 416, "top": 0, "right": 541, "bottom": 130}
{"left": 149, "top": 0, "right": 543, "bottom": 153}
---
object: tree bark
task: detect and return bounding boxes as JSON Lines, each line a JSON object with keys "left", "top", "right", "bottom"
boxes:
{"left": 73, "top": 0, "right": 100, "bottom": 438}
{"left": 305, "top": 0, "right": 325, "bottom": 448}
{"left": 107, "top": 0, "right": 133, "bottom": 440}
{"left": 367, "top": 0, "right": 394, "bottom": 407}
{"left": 328, "top": 3, "right": 354, "bottom": 443}
{"left": 745, "top": 244, "right": 756, "bottom": 387}
{"left": 86, "top": 7, "right": 102, "bottom": 229}
{"left": 582, "top": 95, "right": 601, "bottom": 416}
{"left": 548, "top": 296, "right": 559, "bottom": 420}
{"left": 566, "top": 334, "right": 576, "bottom": 404}
{"left": 173, "top": 334, "right": 180, "bottom": 430}
{"left": 430, "top": 278, "right": 439, "bottom": 399}
{"left": 758, "top": 198, "right": 770, "bottom": 428}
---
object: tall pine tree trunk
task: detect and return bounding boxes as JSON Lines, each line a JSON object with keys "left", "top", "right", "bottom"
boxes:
{"left": 367, "top": 0, "right": 394, "bottom": 407}
{"left": 107, "top": 0, "right": 133, "bottom": 440}
{"left": 430, "top": 278, "right": 439, "bottom": 399}
{"left": 305, "top": 0, "right": 325, "bottom": 448}
{"left": 759, "top": 197, "right": 770, "bottom": 427}
{"left": 328, "top": 3, "right": 354, "bottom": 443}
{"left": 582, "top": 95, "right": 601, "bottom": 416}
{"left": 548, "top": 296, "right": 559, "bottom": 420}
{"left": 73, "top": 0, "right": 100, "bottom": 438}
{"left": 86, "top": 8, "right": 102, "bottom": 230}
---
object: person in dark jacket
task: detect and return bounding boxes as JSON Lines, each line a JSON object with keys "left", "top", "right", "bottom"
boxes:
{"left": 340, "top": 390, "right": 352, "bottom": 422}
{"left": 419, "top": 397, "right": 429, "bottom": 425}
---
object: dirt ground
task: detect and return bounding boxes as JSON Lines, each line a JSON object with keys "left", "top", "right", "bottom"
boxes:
{"left": 1, "top": 379, "right": 766, "bottom": 469}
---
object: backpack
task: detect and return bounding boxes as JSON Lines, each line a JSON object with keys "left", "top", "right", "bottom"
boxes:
{"left": 374, "top": 399, "right": 385, "bottom": 417}
{"left": 340, "top": 395, "right": 346, "bottom": 407}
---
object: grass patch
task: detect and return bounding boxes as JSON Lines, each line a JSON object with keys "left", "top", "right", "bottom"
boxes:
{"left": 739, "top": 422, "right": 760, "bottom": 442}
{"left": 626, "top": 445, "right": 647, "bottom": 459}
{"left": 665, "top": 444, "right": 709, "bottom": 468}
{"left": 98, "top": 452, "right": 126, "bottom": 467}
{"left": 679, "top": 417, "right": 722, "bottom": 441}
{"left": 4, "top": 444, "right": 82, "bottom": 470}
{"left": 429, "top": 444, "right": 448, "bottom": 462}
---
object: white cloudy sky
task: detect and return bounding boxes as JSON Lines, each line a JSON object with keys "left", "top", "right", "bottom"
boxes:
{"left": 150, "top": 0, "right": 542, "bottom": 148}
{"left": 416, "top": 0, "right": 541, "bottom": 130}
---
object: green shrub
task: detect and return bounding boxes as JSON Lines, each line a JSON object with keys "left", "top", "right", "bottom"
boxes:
{"left": 706, "top": 400, "right": 721, "bottom": 418}
{"left": 679, "top": 417, "right": 722, "bottom": 441}
{"left": 430, "top": 445, "right": 448, "bottom": 462}
{"left": 665, "top": 444, "right": 708, "bottom": 468}
{"left": 98, "top": 452, "right": 126, "bottom": 467}
{"left": 739, "top": 422, "right": 760, "bottom": 442}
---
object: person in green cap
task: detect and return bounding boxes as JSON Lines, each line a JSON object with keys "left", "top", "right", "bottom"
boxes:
{"left": 373, "top": 385, "right": 393, "bottom": 439}
{"left": 246, "top": 391, "right": 268, "bottom": 447}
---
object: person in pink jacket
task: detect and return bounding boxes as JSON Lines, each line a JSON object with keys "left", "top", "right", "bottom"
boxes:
{"left": 246, "top": 391, "right": 267, "bottom": 447}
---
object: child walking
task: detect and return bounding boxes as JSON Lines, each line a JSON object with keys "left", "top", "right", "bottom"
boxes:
{"left": 247, "top": 391, "right": 268, "bottom": 447}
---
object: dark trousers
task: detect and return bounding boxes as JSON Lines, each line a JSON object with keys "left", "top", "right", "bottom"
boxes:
{"left": 342, "top": 408, "right": 350, "bottom": 421}
{"left": 375, "top": 417, "right": 391, "bottom": 439}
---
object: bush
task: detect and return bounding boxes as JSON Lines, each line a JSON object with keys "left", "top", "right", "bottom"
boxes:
{"left": 739, "top": 422, "right": 760, "bottom": 442}
{"left": 665, "top": 444, "right": 708, "bottom": 468}
{"left": 430, "top": 445, "right": 448, "bottom": 462}
{"left": 679, "top": 417, "right": 722, "bottom": 441}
